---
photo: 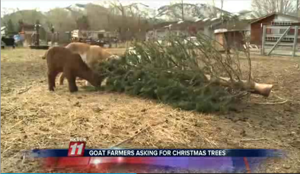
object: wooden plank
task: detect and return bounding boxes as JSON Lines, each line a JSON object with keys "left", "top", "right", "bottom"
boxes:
{"left": 268, "top": 53, "right": 298, "bottom": 57}
{"left": 266, "top": 26, "right": 296, "bottom": 29}
{"left": 266, "top": 34, "right": 297, "bottom": 39}
{"left": 265, "top": 48, "right": 295, "bottom": 52}
{"left": 266, "top": 38, "right": 294, "bottom": 43}
{"left": 266, "top": 53, "right": 295, "bottom": 57}
{"left": 292, "top": 26, "right": 299, "bottom": 57}
{"left": 267, "top": 26, "right": 291, "bottom": 56}
{"left": 261, "top": 25, "right": 266, "bottom": 55}
{"left": 265, "top": 42, "right": 294, "bottom": 46}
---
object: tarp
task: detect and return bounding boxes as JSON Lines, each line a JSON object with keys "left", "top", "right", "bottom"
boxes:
{"left": 14, "top": 34, "right": 23, "bottom": 43}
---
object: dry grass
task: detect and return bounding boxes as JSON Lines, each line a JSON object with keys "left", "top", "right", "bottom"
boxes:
{"left": 1, "top": 47, "right": 300, "bottom": 173}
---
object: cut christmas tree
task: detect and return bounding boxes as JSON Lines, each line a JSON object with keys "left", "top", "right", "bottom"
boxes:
{"left": 93, "top": 33, "right": 273, "bottom": 113}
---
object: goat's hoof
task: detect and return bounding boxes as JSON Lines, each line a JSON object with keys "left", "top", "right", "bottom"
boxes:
{"left": 69, "top": 88, "right": 78, "bottom": 93}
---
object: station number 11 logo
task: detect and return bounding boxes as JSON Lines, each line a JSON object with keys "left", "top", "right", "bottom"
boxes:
{"left": 68, "top": 141, "right": 86, "bottom": 157}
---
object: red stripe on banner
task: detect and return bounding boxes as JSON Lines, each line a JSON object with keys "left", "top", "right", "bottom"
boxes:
{"left": 57, "top": 157, "right": 90, "bottom": 167}
{"left": 44, "top": 157, "right": 90, "bottom": 168}
{"left": 42, "top": 157, "right": 158, "bottom": 173}
{"left": 243, "top": 157, "right": 251, "bottom": 173}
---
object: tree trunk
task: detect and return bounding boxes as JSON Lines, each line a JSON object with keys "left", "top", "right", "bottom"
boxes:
{"left": 205, "top": 75, "right": 273, "bottom": 97}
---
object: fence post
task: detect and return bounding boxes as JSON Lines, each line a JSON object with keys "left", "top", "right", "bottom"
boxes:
{"left": 292, "top": 26, "right": 298, "bottom": 57}
{"left": 261, "top": 25, "right": 266, "bottom": 55}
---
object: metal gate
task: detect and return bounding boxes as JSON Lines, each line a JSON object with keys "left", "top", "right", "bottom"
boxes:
{"left": 261, "top": 25, "right": 299, "bottom": 57}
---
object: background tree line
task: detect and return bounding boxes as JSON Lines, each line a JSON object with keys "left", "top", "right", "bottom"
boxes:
{"left": 1, "top": 2, "right": 155, "bottom": 41}
{"left": 1, "top": 0, "right": 299, "bottom": 42}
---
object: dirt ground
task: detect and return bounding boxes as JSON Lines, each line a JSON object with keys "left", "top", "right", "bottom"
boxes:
{"left": 1, "top": 47, "right": 300, "bottom": 173}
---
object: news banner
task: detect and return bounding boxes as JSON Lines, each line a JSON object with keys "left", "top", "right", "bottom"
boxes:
{"left": 27, "top": 138, "right": 284, "bottom": 172}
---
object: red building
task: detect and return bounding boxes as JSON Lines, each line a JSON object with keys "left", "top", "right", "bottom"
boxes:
{"left": 250, "top": 13, "right": 300, "bottom": 45}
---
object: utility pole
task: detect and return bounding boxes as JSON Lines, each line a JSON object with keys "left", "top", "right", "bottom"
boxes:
{"left": 280, "top": 0, "right": 283, "bottom": 13}
{"left": 34, "top": 20, "right": 41, "bottom": 46}
{"left": 51, "top": 25, "right": 55, "bottom": 46}
{"left": 181, "top": 0, "right": 184, "bottom": 21}
{"left": 221, "top": 0, "right": 224, "bottom": 24}
{"left": 296, "top": 0, "right": 299, "bottom": 17}
{"left": 212, "top": 0, "right": 216, "bottom": 16}
{"left": 221, "top": 0, "right": 224, "bottom": 14}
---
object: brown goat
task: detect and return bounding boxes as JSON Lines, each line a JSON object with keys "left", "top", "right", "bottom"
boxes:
{"left": 59, "top": 42, "right": 118, "bottom": 85}
{"left": 45, "top": 46, "right": 103, "bottom": 92}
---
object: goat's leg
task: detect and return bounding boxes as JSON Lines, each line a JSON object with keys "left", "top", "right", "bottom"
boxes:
{"left": 68, "top": 76, "right": 78, "bottom": 92}
{"left": 64, "top": 69, "right": 78, "bottom": 93}
{"left": 59, "top": 73, "right": 65, "bottom": 85}
{"left": 61, "top": 73, "right": 84, "bottom": 85}
{"left": 48, "top": 71, "right": 58, "bottom": 91}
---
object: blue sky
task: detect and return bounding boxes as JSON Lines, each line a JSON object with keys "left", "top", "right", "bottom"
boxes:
{"left": 1, "top": 0, "right": 253, "bottom": 17}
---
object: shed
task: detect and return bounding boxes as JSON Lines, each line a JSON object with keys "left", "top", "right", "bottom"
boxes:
{"left": 250, "top": 13, "right": 300, "bottom": 45}
{"left": 169, "top": 21, "right": 196, "bottom": 36}
{"left": 18, "top": 23, "right": 35, "bottom": 46}
{"left": 214, "top": 29, "right": 248, "bottom": 51}
{"left": 71, "top": 29, "right": 117, "bottom": 41}
{"left": 146, "top": 22, "right": 179, "bottom": 41}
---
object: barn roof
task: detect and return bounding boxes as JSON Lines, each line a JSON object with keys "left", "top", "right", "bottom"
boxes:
{"left": 188, "top": 17, "right": 224, "bottom": 30}
{"left": 251, "top": 13, "right": 300, "bottom": 24}
{"left": 150, "top": 22, "right": 179, "bottom": 30}
{"left": 169, "top": 21, "right": 195, "bottom": 30}
{"left": 214, "top": 28, "right": 248, "bottom": 34}
{"left": 215, "top": 19, "right": 253, "bottom": 31}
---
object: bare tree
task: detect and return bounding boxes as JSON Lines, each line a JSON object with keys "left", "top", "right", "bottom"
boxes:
{"left": 47, "top": 8, "right": 76, "bottom": 32}
{"left": 85, "top": 4, "right": 110, "bottom": 30}
{"left": 107, "top": 0, "right": 151, "bottom": 41}
{"left": 210, "top": 0, "right": 217, "bottom": 17}
{"left": 157, "top": 3, "right": 205, "bottom": 21}
{"left": 252, "top": 0, "right": 297, "bottom": 17}
{"left": 108, "top": 0, "right": 128, "bottom": 41}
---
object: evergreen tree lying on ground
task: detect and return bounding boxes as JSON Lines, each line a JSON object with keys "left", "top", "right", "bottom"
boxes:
{"left": 94, "top": 34, "right": 271, "bottom": 113}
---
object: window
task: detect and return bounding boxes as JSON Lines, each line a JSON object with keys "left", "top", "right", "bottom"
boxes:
{"left": 271, "top": 21, "right": 292, "bottom": 26}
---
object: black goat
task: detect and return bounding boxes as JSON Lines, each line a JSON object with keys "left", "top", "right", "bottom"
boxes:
{"left": 1, "top": 37, "right": 16, "bottom": 49}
